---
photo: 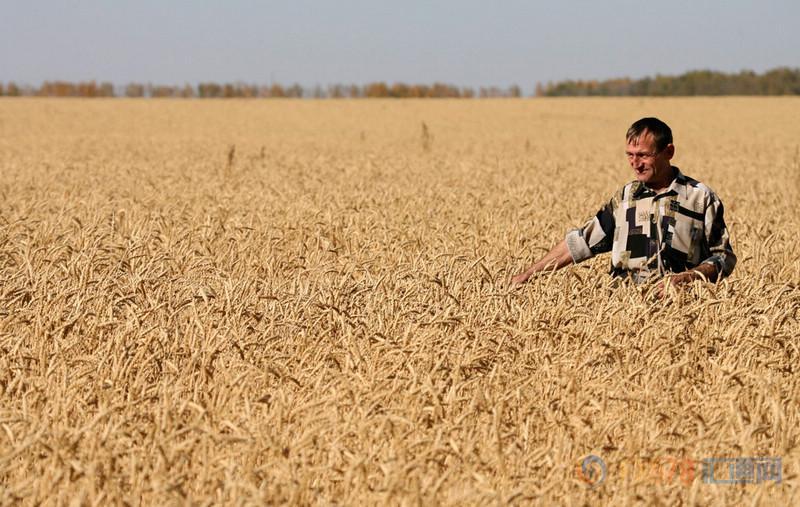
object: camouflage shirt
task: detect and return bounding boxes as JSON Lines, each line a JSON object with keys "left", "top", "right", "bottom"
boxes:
{"left": 565, "top": 167, "right": 736, "bottom": 283}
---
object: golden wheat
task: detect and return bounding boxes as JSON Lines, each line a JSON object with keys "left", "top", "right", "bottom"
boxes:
{"left": 0, "top": 97, "right": 799, "bottom": 505}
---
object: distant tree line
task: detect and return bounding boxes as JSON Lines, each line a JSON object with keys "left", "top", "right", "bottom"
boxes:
{"left": 0, "top": 80, "right": 522, "bottom": 98}
{"left": 1, "top": 68, "right": 798, "bottom": 98}
{"left": 537, "top": 67, "right": 800, "bottom": 96}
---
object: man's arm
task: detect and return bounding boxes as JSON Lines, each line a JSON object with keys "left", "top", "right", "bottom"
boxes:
{"left": 659, "top": 193, "right": 734, "bottom": 294}
{"left": 511, "top": 190, "right": 619, "bottom": 287}
{"left": 700, "top": 195, "right": 736, "bottom": 279}
{"left": 510, "top": 239, "right": 574, "bottom": 285}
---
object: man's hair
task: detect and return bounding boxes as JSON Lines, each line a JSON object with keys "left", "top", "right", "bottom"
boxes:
{"left": 626, "top": 117, "right": 673, "bottom": 151}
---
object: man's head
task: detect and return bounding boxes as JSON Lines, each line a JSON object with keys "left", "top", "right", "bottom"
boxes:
{"left": 625, "top": 117, "right": 675, "bottom": 189}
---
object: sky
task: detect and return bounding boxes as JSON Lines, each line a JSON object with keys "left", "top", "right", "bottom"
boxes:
{"left": 2, "top": 0, "right": 798, "bottom": 91}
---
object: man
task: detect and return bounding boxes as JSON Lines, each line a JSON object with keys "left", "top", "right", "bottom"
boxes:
{"left": 511, "top": 117, "right": 736, "bottom": 292}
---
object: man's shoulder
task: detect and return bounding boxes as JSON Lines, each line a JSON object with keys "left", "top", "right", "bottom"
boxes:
{"left": 674, "top": 170, "right": 722, "bottom": 201}
{"left": 614, "top": 180, "right": 640, "bottom": 201}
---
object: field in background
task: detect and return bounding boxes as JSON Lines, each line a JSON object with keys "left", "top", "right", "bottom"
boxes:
{"left": 1, "top": 98, "right": 798, "bottom": 505}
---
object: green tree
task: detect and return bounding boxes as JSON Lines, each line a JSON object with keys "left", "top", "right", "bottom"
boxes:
{"left": 328, "top": 84, "right": 345, "bottom": 98}
{"left": 285, "top": 83, "right": 303, "bottom": 98}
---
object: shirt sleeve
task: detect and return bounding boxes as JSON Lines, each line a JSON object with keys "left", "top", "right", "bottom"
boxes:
{"left": 700, "top": 194, "right": 736, "bottom": 279}
{"left": 565, "top": 193, "right": 618, "bottom": 264}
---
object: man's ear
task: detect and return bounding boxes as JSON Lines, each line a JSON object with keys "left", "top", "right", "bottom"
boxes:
{"left": 665, "top": 144, "right": 675, "bottom": 160}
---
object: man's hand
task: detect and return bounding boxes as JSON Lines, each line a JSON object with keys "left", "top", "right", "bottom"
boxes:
{"left": 656, "top": 272, "right": 692, "bottom": 298}
{"left": 510, "top": 270, "right": 533, "bottom": 287}
{"left": 510, "top": 239, "right": 574, "bottom": 288}
{"left": 656, "top": 264, "right": 718, "bottom": 298}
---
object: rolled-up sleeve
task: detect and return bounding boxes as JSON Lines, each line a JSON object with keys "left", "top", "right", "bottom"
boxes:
{"left": 565, "top": 197, "right": 617, "bottom": 264}
{"left": 701, "top": 195, "right": 736, "bottom": 278}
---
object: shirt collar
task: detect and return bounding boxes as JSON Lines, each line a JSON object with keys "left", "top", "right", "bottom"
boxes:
{"left": 667, "top": 167, "right": 690, "bottom": 199}
{"left": 632, "top": 166, "right": 687, "bottom": 199}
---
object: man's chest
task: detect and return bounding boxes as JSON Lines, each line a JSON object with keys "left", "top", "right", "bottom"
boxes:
{"left": 612, "top": 192, "right": 707, "bottom": 267}
{"left": 618, "top": 193, "right": 705, "bottom": 233}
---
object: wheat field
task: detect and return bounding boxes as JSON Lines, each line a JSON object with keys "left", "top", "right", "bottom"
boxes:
{"left": 1, "top": 97, "right": 799, "bottom": 505}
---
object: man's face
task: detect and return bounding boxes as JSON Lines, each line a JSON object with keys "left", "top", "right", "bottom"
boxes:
{"left": 626, "top": 131, "right": 674, "bottom": 187}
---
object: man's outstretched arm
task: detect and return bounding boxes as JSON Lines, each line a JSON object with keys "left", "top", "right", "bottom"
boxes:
{"left": 510, "top": 239, "right": 574, "bottom": 285}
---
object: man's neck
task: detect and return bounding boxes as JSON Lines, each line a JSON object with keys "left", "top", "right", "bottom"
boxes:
{"left": 649, "top": 166, "right": 677, "bottom": 194}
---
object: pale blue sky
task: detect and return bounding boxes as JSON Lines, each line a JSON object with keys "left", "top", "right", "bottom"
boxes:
{"left": 2, "top": 0, "right": 798, "bottom": 91}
